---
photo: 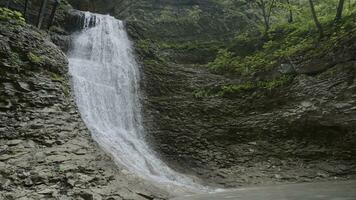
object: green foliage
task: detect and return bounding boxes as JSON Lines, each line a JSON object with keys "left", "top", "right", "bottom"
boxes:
{"left": 58, "top": 0, "right": 72, "bottom": 9}
{"left": 158, "top": 41, "right": 220, "bottom": 51}
{"left": 220, "top": 76, "right": 291, "bottom": 95}
{"left": 27, "top": 52, "right": 42, "bottom": 65}
{"left": 0, "top": 7, "right": 25, "bottom": 26}
{"left": 234, "top": 32, "right": 253, "bottom": 44}
{"left": 50, "top": 72, "right": 64, "bottom": 82}
{"left": 208, "top": 10, "right": 356, "bottom": 76}
{"left": 219, "top": 82, "right": 254, "bottom": 96}
{"left": 258, "top": 75, "right": 292, "bottom": 90}
{"left": 208, "top": 49, "right": 235, "bottom": 73}
{"left": 136, "top": 39, "right": 151, "bottom": 54}
{"left": 194, "top": 90, "right": 211, "bottom": 99}
{"left": 187, "top": 5, "right": 203, "bottom": 24}
{"left": 194, "top": 75, "right": 293, "bottom": 98}
{"left": 157, "top": 5, "right": 203, "bottom": 25}
{"left": 157, "top": 7, "right": 176, "bottom": 23}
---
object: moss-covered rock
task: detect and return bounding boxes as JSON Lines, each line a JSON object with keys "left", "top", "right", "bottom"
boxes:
{"left": 27, "top": 52, "right": 42, "bottom": 65}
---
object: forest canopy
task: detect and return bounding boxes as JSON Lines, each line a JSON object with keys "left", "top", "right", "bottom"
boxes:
{"left": 207, "top": 0, "right": 356, "bottom": 75}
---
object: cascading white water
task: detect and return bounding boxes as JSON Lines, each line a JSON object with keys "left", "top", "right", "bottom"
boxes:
{"left": 68, "top": 12, "right": 203, "bottom": 190}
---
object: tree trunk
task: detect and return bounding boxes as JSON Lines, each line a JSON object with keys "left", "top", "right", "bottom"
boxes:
{"left": 286, "top": 0, "right": 293, "bottom": 23}
{"left": 308, "top": 0, "right": 323, "bottom": 38}
{"left": 257, "top": 0, "right": 273, "bottom": 33}
{"left": 261, "top": 5, "right": 270, "bottom": 33}
{"left": 24, "top": 0, "right": 30, "bottom": 21}
{"left": 47, "top": 1, "right": 60, "bottom": 29}
{"left": 37, "top": 0, "right": 48, "bottom": 29}
{"left": 335, "top": 0, "right": 345, "bottom": 23}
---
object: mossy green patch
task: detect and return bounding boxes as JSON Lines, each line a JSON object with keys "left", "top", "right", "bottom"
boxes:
{"left": 0, "top": 7, "right": 25, "bottom": 26}
{"left": 27, "top": 52, "right": 42, "bottom": 65}
{"left": 194, "top": 76, "right": 293, "bottom": 99}
{"left": 157, "top": 5, "right": 202, "bottom": 25}
{"left": 208, "top": 49, "right": 235, "bottom": 73}
{"left": 258, "top": 76, "right": 293, "bottom": 90}
{"left": 49, "top": 72, "right": 64, "bottom": 82}
{"left": 135, "top": 39, "right": 153, "bottom": 55}
{"left": 219, "top": 82, "right": 254, "bottom": 96}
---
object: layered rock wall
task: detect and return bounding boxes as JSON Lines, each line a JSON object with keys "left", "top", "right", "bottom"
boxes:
{"left": 0, "top": 13, "right": 168, "bottom": 200}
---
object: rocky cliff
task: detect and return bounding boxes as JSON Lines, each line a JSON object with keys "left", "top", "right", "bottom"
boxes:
{"left": 68, "top": 0, "right": 356, "bottom": 187}
{"left": 0, "top": 7, "right": 169, "bottom": 200}
{"left": 141, "top": 44, "right": 356, "bottom": 187}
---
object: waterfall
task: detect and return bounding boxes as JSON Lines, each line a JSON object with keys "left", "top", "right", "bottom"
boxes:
{"left": 68, "top": 12, "right": 203, "bottom": 190}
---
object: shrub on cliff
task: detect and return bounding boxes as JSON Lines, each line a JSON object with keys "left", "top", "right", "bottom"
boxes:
{"left": 0, "top": 7, "right": 25, "bottom": 26}
{"left": 208, "top": 49, "right": 235, "bottom": 73}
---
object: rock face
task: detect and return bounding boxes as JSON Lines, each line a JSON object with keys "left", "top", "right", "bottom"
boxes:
{"left": 142, "top": 60, "right": 356, "bottom": 187}
{"left": 0, "top": 19, "right": 168, "bottom": 199}
{"left": 1, "top": 0, "right": 356, "bottom": 196}
{"left": 64, "top": 0, "right": 356, "bottom": 188}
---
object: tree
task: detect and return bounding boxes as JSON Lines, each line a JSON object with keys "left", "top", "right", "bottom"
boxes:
{"left": 286, "top": 0, "right": 293, "bottom": 23}
{"left": 24, "top": 0, "right": 30, "bottom": 21}
{"left": 308, "top": 0, "right": 323, "bottom": 38}
{"left": 335, "top": 0, "right": 345, "bottom": 23}
{"left": 37, "top": 0, "right": 48, "bottom": 29}
{"left": 47, "top": 0, "right": 61, "bottom": 29}
{"left": 249, "top": 0, "right": 277, "bottom": 33}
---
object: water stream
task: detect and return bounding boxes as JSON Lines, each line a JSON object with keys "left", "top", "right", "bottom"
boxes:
{"left": 68, "top": 12, "right": 203, "bottom": 190}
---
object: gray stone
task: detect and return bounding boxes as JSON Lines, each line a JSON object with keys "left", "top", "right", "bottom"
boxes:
{"left": 6, "top": 139, "right": 23, "bottom": 146}
{"left": 279, "top": 63, "right": 296, "bottom": 75}
{"left": 37, "top": 188, "right": 55, "bottom": 195}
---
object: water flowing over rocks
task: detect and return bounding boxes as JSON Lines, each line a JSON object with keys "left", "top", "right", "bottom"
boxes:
{"left": 68, "top": 12, "right": 205, "bottom": 191}
{"left": 0, "top": 18, "right": 169, "bottom": 200}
